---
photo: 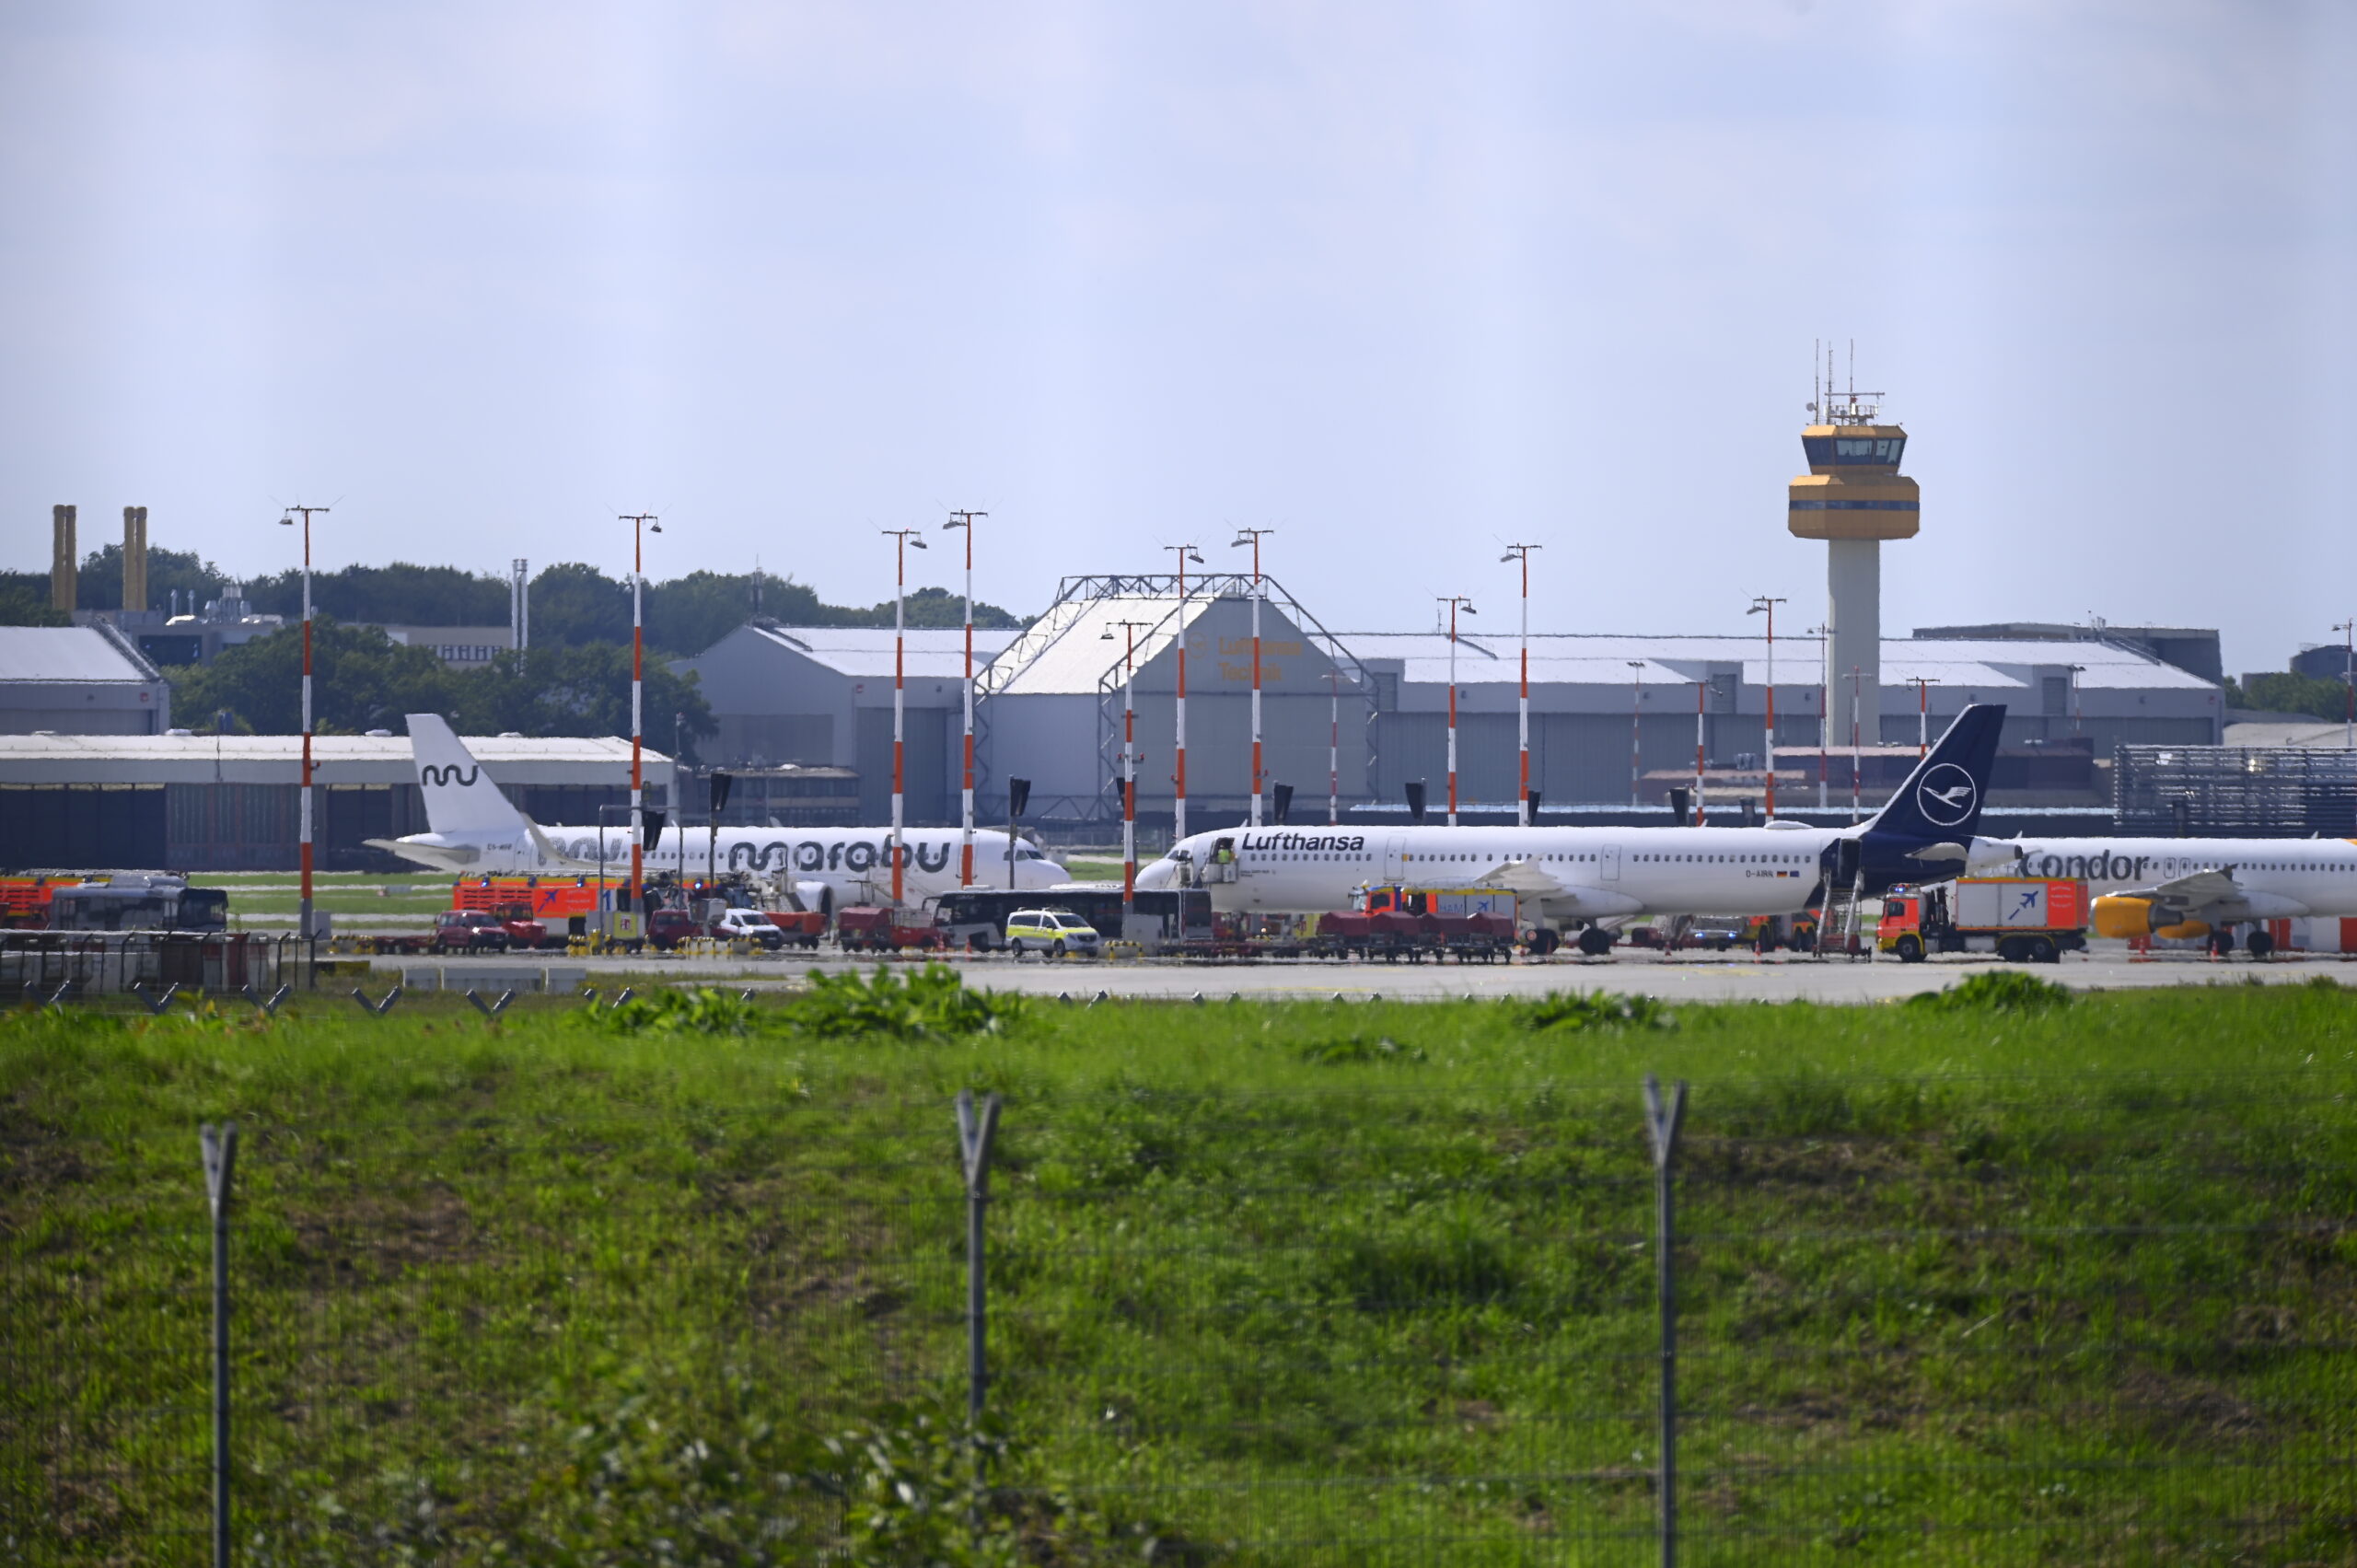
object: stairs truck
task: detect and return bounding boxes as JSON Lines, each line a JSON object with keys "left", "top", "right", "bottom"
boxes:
{"left": 1878, "top": 877, "right": 2089, "bottom": 965}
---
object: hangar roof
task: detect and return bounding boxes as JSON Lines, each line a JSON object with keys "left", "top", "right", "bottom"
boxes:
{"left": 0, "top": 731, "right": 661, "bottom": 787}
{"left": 0, "top": 625, "right": 161, "bottom": 684}
{"left": 740, "top": 625, "right": 1018, "bottom": 681}
{"left": 981, "top": 593, "right": 1208, "bottom": 696}
{"left": 1341, "top": 633, "right": 2214, "bottom": 696}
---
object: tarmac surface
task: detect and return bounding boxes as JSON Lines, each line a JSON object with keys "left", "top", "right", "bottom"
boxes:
{"left": 404, "top": 944, "right": 2353, "bottom": 1004}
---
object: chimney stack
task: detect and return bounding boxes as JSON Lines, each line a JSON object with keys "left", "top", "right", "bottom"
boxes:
{"left": 51, "top": 505, "right": 76, "bottom": 613}
{"left": 122, "top": 506, "right": 149, "bottom": 613}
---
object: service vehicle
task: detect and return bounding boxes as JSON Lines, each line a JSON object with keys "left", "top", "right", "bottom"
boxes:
{"left": 1004, "top": 908, "right": 1100, "bottom": 958}
{"left": 433, "top": 909, "right": 514, "bottom": 952}
{"left": 1682, "top": 916, "right": 1750, "bottom": 952}
{"left": 835, "top": 906, "right": 946, "bottom": 953}
{"left": 933, "top": 887, "right": 1213, "bottom": 950}
{"left": 646, "top": 908, "right": 702, "bottom": 950}
{"left": 762, "top": 910, "right": 826, "bottom": 948}
{"left": 1877, "top": 877, "right": 2089, "bottom": 964}
{"left": 713, "top": 908, "right": 788, "bottom": 949}
{"left": 45, "top": 875, "right": 229, "bottom": 934}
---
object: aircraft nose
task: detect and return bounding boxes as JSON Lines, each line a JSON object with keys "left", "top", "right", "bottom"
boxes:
{"left": 1135, "top": 858, "right": 1176, "bottom": 890}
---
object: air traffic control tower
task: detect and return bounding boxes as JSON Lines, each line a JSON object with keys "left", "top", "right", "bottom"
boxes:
{"left": 1789, "top": 383, "right": 1918, "bottom": 748}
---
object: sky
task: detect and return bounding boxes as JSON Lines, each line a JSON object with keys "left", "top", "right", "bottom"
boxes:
{"left": 5, "top": 0, "right": 2353, "bottom": 675}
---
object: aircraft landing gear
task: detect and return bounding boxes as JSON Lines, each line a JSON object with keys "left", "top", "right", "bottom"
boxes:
{"left": 1576, "top": 927, "right": 1616, "bottom": 958}
{"left": 2209, "top": 928, "right": 2235, "bottom": 958}
{"left": 1527, "top": 929, "right": 1562, "bottom": 957}
{"left": 2247, "top": 929, "right": 2275, "bottom": 960}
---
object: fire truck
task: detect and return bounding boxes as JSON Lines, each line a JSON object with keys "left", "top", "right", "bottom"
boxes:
{"left": 1877, "top": 877, "right": 2089, "bottom": 965}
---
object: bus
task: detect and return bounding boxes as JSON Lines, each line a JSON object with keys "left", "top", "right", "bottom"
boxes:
{"left": 931, "top": 885, "right": 1214, "bottom": 950}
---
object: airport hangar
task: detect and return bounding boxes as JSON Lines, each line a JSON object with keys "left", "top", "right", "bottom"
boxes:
{"left": 674, "top": 573, "right": 2223, "bottom": 835}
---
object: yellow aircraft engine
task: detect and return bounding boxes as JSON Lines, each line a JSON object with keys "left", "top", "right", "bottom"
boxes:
{"left": 2093, "top": 895, "right": 2209, "bottom": 940}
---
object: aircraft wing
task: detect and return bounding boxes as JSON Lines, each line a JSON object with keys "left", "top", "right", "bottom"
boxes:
{"left": 1471, "top": 858, "right": 1646, "bottom": 917}
{"left": 526, "top": 819, "right": 600, "bottom": 871}
{"left": 366, "top": 837, "right": 478, "bottom": 871}
{"left": 2119, "top": 867, "right": 2310, "bottom": 923}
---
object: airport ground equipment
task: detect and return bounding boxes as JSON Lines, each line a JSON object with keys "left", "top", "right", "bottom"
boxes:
{"left": 44, "top": 874, "right": 228, "bottom": 934}
{"left": 1878, "top": 877, "right": 2088, "bottom": 964}
{"left": 835, "top": 905, "right": 946, "bottom": 953}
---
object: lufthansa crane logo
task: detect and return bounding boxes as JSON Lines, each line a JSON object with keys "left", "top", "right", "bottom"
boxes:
{"left": 1915, "top": 762, "right": 1977, "bottom": 827}
{"left": 420, "top": 764, "right": 480, "bottom": 788}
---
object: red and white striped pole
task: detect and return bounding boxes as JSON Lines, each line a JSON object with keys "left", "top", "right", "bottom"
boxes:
{"left": 1231, "top": 528, "right": 1274, "bottom": 827}
{"left": 1167, "top": 543, "right": 1203, "bottom": 842}
{"left": 1437, "top": 596, "right": 1478, "bottom": 826}
{"left": 884, "top": 528, "right": 926, "bottom": 905}
{"left": 944, "top": 511, "right": 985, "bottom": 885}
{"left": 1749, "top": 596, "right": 1785, "bottom": 819}
{"left": 1693, "top": 680, "right": 1707, "bottom": 826}
{"left": 1503, "top": 544, "right": 1539, "bottom": 826}
{"left": 621, "top": 514, "right": 660, "bottom": 915}
{"left": 280, "top": 506, "right": 328, "bottom": 939}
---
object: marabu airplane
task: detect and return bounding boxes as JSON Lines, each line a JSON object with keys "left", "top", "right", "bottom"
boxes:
{"left": 1956, "top": 832, "right": 2357, "bottom": 959}
{"left": 370, "top": 714, "right": 1070, "bottom": 907}
{"left": 1134, "top": 704, "right": 2008, "bottom": 954}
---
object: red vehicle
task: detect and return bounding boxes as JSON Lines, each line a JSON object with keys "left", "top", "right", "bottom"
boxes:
{"left": 434, "top": 909, "right": 514, "bottom": 952}
{"left": 835, "top": 906, "right": 944, "bottom": 953}
{"left": 647, "top": 908, "right": 702, "bottom": 950}
{"left": 764, "top": 910, "right": 826, "bottom": 948}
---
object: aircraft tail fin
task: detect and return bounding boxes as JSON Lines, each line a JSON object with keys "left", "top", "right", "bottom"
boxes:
{"left": 1862, "top": 703, "right": 2007, "bottom": 843}
{"left": 405, "top": 714, "right": 532, "bottom": 836}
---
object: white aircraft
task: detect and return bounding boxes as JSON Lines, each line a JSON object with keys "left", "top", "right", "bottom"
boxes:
{"left": 368, "top": 714, "right": 1069, "bottom": 907}
{"left": 1962, "top": 832, "right": 2357, "bottom": 958}
{"left": 1135, "top": 705, "right": 2009, "bottom": 955}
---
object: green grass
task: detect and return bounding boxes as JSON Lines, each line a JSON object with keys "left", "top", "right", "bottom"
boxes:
{"left": 6, "top": 979, "right": 2356, "bottom": 1563}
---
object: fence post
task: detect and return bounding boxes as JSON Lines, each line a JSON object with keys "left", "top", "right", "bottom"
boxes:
{"left": 200, "top": 1121, "right": 239, "bottom": 1568}
{"left": 955, "top": 1089, "right": 1003, "bottom": 1426}
{"left": 1642, "top": 1074, "right": 1688, "bottom": 1568}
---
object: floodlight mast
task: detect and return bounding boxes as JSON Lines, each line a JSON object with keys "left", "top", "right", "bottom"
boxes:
{"left": 1748, "top": 596, "right": 1786, "bottom": 818}
{"left": 883, "top": 528, "right": 927, "bottom": 906}
{"left": 1165, "top": 544, "right": 1205, "bottom": 842}
{"left": 1437, "top": 597, "right": 1478, "bottom": 826}
{"left": 943, "top": 511, "right": 985, "bottom": 885}
{"left": 1106, "top": 620, "right": 1154, "bottom": 912}
{"left": 1502, "top": 545, "right": 1541, "bottom": 826}
{"left": 1231, "top": 528, "right": 1275, "bottom": 828}
{"left": 1911, "top": 675, "right": 1940, "bottom": 756}
{"left": 1628, "top": 660, "right": 1645, "bottom": 807}
{"left": 278, "top": 505, "right": 329, "bottom": 941}
{"left": 2337, "top": 619, "right": 2355, "bottom": 750}
{"left": 621, "top": 514, "right": 661, "bottom": 915}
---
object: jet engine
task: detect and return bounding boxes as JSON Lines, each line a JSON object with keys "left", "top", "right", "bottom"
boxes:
{"left": 788, "top": 880, "right": 834, "bottom": 916}
{"left": 2093, "top": 895, "right": 2207, "bottom": 940}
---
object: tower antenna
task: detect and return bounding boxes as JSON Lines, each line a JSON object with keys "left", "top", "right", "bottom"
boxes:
{"left": 1812, "top": 338, "right": 1820, "bottom": 417}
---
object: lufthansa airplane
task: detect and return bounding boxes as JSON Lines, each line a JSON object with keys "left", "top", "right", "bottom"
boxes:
{"left": 1960, "top": 832, "right": 2357, "bottom": 958}
{"left": 370, "top": 714, "right": 1070, "bottom": 905}
{"left": 1134, "top": 704, "right": 2008, "bottom": 954}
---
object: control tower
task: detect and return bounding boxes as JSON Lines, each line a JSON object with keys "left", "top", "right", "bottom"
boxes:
{"left": 1788, "top": 371, "right": 1918, "bottom": 749}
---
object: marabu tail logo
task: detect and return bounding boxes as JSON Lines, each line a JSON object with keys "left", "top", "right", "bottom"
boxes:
{"left": 420, "top": 764, "right": 480, "bottom": 787}
{"left": 1915, "top": 763, "right": 1976, "bottom": 827}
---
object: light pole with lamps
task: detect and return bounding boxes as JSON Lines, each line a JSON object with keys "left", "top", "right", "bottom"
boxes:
{"left": 882, "top": 528, "right": 926, "bottom": 906}
{"left": 1910, "top": 675, "right": 1940, "bottom": 756}
{"left": 1230, "top": 527, "right": 1274, "bottom": 827}
{"left": 1102, "top": 619, "right": 1154, "bottom": 913}
{"left": 2336, "top": 620, "right": 2355, "bottom": 750}
{"left": 1847, "top": 665, "right": 1865, "bottom": 822}
{"left": 1437, "top": 596, "right": 1478, "bottom": 825}
{"left": 1165, "top": 543, "right": 1205, "bottom": 841}
{"left": 1693, "top": 679, "right": 1708, "bottom": 826}
{"left": 621, "top": 513, "right": 661, "bottom": 918}
{"left": 942, "top": 510, "right": 986, "bottom": 885}
{"left": 2066, "top": 664, "right": 2086, "bottom": 737}
{"left": 1808, "top": 623, "right": 1832, "bottom": 808}
{"left": 1503, "top": 544, "right": 1541, "bottom": 825}
{"left": 277, "top": 505, "right": 328, "bottom": 942}
{"left": 1747, "top": 596, "right": 1786, "bottom": 819}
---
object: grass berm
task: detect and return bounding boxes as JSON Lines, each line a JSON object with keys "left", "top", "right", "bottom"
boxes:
{"left": 5, "top": 970, "right": 2354, "bottom": 1563}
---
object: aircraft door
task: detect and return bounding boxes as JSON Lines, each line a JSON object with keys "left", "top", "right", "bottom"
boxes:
{"left": 1384, "top": 835, "right": 1407, "bottom": 883}
{"left": 1601, "top": 843, "right": 1621, "bottom": 882}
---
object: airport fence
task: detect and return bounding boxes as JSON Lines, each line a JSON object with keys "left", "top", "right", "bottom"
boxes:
{"left": 0, "top": 932, "right": 307, "bottom": 1004}
{"left": 6, "top": 1075, "right": 2353, "bottom": 1564}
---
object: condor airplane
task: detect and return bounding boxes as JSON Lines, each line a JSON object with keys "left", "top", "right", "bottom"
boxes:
{"left": 369, "top": 714, "right": 1069, "bottom": 906}
{"left": 1134, "top": 704, "right": 2008, "bottom": 954}
{"left": 1960, "top": 833, "right": 2357, "bottom": 958}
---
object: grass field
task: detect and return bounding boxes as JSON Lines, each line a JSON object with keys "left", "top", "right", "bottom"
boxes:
{"left": 6, "top": 975, "right": 2355, "bottom": 1563}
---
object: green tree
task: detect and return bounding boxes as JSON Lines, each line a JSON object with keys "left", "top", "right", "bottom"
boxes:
{"left": 163, "top": 620, "right": 459, "bottom": 734}
{"left": 525, "top": 562, "right": 633, "bottom": 647}
{"left": 0, "top": 582, "right": 70, "bottom": 626}
{"left": 75, "top": 544, "right": 226, "bottom": 611}
{"left": 246, "top": 562, "right": 509, "bottom": 625}
{"left": 450, "top": 644, "right": 714, "bottom": 758}
{"left": 2227, "top": 672, "right": 2353, "bottom": 723}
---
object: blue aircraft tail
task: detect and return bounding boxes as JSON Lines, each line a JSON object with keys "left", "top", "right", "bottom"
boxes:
{"left": 1861, "top": 703, "right": 2006, "bottom": 844}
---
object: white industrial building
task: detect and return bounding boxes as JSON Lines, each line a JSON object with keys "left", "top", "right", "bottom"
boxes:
{"left": 0, "top": 624, "right": 171, "bottom": 735}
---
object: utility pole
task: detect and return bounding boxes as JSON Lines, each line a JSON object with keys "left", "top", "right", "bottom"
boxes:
{"left": 1231, "top": 528, "right": 1275, "bottom": 827}
{"left": 1503, "top": 544, "right": 1541, "bottom": 826}
{"left": 1911, "top": 675, "right": 1940, "bottom": 756}
{"left": 278, "top": 505, "right": 329, "bottom": 941}
{"left": 1628, "top": 659, "right": 1645, "bottom": 808}
{"left": 942, "top": 510, "right": 986, "bottom": 886}
{"left": 1848, "top": 665, "right": 1864, "bottom": 823}
{"left": 1106, "top": 620, "right": 1153, "bottom": 915}
{"left": 1328, "top": 661, "right": 1341, "bottom": 825}
{"left": 511, "top": 558, "right": 530, "bottom": 653}
{"left": 1810, "top": 623, "right": 1831, "bottom": 809}
{"left": 1747, "top": 596, "right": 1786, "bottom": 819}
{"left": 621, "top": 514, "right": 661, "bottom": 918}
{"left": 883, "top": 528, "right": 927, "bottom": 906}
{"left": 1437, "top": 596, "right": 1478, "bottom": 826}
{"left": 1165, "top": 543, "right": 1205, "bottom": 842}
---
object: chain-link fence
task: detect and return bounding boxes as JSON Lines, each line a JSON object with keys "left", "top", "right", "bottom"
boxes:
{"left": 6, "top": 1075, "right": 2353, "bottom": 1563}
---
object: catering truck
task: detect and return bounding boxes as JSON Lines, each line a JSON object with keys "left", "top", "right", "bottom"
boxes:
{"left": 1877, "top": 877, "right": 2088, "bottom": 965}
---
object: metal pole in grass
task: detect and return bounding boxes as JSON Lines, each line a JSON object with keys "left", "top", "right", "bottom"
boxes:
{"left": 956, "top": 1089, "right": 1002, "bottom": 1425}
{"left": 1642, "top": 1075, "right": 1687, "bottom": 1568}
{"left": 201, "top": 1122, "right": 238, "bottom": 1568}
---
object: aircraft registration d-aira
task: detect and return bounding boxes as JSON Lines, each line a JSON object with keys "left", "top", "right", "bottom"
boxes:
{"left": 1134, "top": 704, "right": 2009, "bottom": 954}
{"left": 367, "top": 714, "right": 1070, "bottom": 906}
{"left": 1962, "top": 833, "right": 2357, "bottom": 958}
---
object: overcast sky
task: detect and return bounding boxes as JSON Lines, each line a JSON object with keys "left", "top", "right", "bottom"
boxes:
{"left": 6, "top": 1, "right": 2352, "bottom": 673}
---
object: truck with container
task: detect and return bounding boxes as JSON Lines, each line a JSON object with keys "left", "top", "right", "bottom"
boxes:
{"left": 1877, "top": 877, "right": 2089, "bottom": 964}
